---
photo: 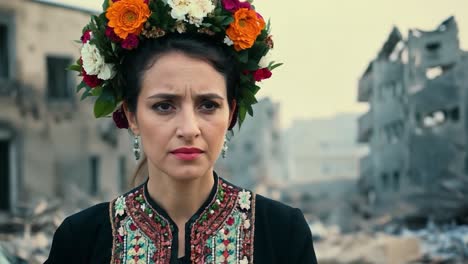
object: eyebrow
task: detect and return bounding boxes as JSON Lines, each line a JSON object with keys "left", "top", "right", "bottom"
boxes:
{"left": 146, "top": 93, "right": 225, "bottom": 101}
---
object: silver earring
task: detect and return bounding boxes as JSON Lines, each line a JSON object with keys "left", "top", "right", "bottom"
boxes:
{"left": 133, "top": 135, "right": 141, "bottom": 161}
{"left": 222, "top": 135, "right": 229, "bottom": 158}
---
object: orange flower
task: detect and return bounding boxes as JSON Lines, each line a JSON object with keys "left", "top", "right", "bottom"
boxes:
{"left": 106, "top": 0, "right": 151, "bottom": 40}
{"left": 226, "top": 8, "right": 265, "bottom": 51}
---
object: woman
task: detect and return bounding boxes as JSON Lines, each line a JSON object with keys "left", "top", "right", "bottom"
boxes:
{"left": 46, "top": 0, "right": 317, "bottom": 263}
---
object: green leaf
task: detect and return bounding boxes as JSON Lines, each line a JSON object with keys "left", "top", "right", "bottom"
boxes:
{"left": 268, "top": 62, "right": 283, "bottom": 71}
{"left": 111, "top": 42, "right": 117, "bottom": 53}
{"left": 76, "top": 81, "right": 87, "bottom": 93}
{"left": 238, "top": 50, "right": 249, "bottom": 63}
{"left": 80, "top": 86, "right": 92, "bottom": 100}
{"left": 221, "top": 16, "right": 234, "bottom": 26}
{"left": 240, "top": 73, "right": 252, "bottom": 83}
{"left": 241, "top": 88, "right": 258, "bottom": 105}
{"left": 67, "top": 64, "right": 82, "bottom": 72}
{"left": 245, "top": 60, "right": 259, "bottom": 71}
{"left": 238, "top": 103, "right": 247, "bottom": 128}
{"left": 102, "top": 0, "right": 109, "bottom": 11}
{"left": 249, "top": 84, "right": 261, "bottom": 94}
{"left": 91, "top": 86, "right": 103, "bottom": 96}
{"left": 247, "top": 104, "right": 254, "bottom": 116}
{"left": 94, "top": 87, "right": 116, "bottom": 118}
{"left": 266, "top": 19, "right": 272, "bottom": 33}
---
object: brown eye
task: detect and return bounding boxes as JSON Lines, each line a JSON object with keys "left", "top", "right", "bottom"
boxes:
{"left": 152, "top": 102, "right": 175, "bottom": 113}
{"left": 200, "top": 101, "right": 220, "bottom": 112}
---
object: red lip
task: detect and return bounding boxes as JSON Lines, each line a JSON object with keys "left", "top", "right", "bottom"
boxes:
{"left": 170, "top": 147, "right": 204, "bottom": 154}
{"left": 170, "top": 147, "right": 204, "bottom": 161}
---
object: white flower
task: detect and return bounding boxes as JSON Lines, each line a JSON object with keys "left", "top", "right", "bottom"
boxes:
{"left": 169, "top": 0, "right": 190, "bottom": 21}
{"left": 81, "top": 42, "right": 116, "bottom": 81}
{"left": 238, "top": 190, "right": 251, "bottom": 211}
{"left": 140, "top": 203, "right": 146, "bottom": 211}
{"left": 81, "top": 43, "right": 104, "bottom": 75}
{"left": 97, "top": 63, "right": 116, "bottom": 80}
{"left": 240, "top": 256, "right": 249, "bottom": 264}
{"left": 259, "top": 53, "right": 273, "bottom": 68}
{"left": 243, "top": 219, "right": 251, "bottom": 229}
{"left": 224, "top": 36, "right": 234, "bottom": 46}
{"left": 188, "top": 0, "right": 214, "bottom": 26}
{"left": 168, "top": 0, "right": 214, "bottom": 26}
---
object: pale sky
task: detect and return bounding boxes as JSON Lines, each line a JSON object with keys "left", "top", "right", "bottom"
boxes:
{"left": 55, "top": 0, "right": 468, "bottom": 128}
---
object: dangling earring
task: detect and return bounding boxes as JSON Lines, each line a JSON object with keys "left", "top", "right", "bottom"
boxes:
{"left": 133, "top": 135, "right": 141, "bottom": 161}
{"left": 222, "top": 135, "right": 229, "bottom": 159}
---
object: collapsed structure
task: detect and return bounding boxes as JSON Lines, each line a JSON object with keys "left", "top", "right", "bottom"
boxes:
{"left": 0, "top": 0, "right": 134, "bottom": 214}
{"left": 357, "top": 17, "right": 468, "bottom": 223}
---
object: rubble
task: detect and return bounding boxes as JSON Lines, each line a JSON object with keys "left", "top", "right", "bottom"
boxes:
{"left": 312, "top": 220, "right": 468, "bottom": 264}
{"left": 0, "top": 186, "right": 98, "bottom": 264}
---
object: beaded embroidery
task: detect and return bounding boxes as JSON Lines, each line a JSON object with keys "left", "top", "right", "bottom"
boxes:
{"left": 109, "top": 177, "right": 256, "bottom": 264}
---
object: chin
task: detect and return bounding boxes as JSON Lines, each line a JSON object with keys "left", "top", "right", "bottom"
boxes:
{"left": 165, "top": 165, "right": 211, "bottom": 182}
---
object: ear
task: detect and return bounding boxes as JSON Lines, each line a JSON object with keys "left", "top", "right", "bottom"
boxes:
{"left": 123, "top": 101, "right": 140, "bottom": 135}
{"left": 228, "top": 99, "right": 237, "bottom": 130}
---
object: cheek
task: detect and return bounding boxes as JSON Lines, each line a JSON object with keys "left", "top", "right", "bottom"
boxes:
{"left": 136, "top": 109, "right": 169, "bottom": 150}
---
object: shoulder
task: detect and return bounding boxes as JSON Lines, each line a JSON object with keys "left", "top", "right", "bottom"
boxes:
{"left": 253, "top": 194, "right": 318, "bottom": 264}
{"left": 255, "top": 193, "right": 304, "bottom": 223}
{"left": 45, "top": 202, "right": 111, "bottom": 263}
{"left": 65, "top": 202, "right": 110, "bottom": 230}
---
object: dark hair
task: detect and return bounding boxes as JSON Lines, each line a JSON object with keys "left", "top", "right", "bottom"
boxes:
{"left": 121, "top": 34, "right": 240, "bottom": 186}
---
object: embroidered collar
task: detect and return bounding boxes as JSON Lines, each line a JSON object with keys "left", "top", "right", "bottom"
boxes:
{"left": 109, "top": 173, "right": 256, "bottom": 264}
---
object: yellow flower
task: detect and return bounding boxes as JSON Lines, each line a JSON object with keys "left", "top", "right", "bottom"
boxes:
{"left": 106, "top": 0, "right": 151, "bottom": 40}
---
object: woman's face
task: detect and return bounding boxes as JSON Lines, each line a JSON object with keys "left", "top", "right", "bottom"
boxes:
{"left": 125, "top": 52, "right": 235, "bottom": 181}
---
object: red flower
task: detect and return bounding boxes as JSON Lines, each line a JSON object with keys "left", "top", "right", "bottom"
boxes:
{"left": 121, "top": 34, "right": 140, "bottom": 50}
{"left": 105, "top": 26, "right": 123, "bottom": 43}
{"left": 226, "top": 217, "right": 235, "bottom": 226}
{"left": 81, "top": 30, "right": 92, "bottom": 43}
{"left": 222, "top": 0, "right": 251, "bottom": 13}
{"left": 112, "top": 105, "right": 129, "bottom": 129}
{"left": 252, "top": 68, "right": 272, "bottom": 82}
{"left": 82, "top": 69, "right": 102, "bottom": 88}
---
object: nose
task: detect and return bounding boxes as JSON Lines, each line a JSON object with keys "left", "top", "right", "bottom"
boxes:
{"left": 176, "top": 107, "right": 201, "bottom": 140}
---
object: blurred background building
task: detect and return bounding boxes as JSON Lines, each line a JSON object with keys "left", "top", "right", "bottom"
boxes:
{"left": 0, "top": 0, "right": 134, "bottom": 215}
{"left": 357, "top": 16, "right": 468, "bottom": 222}
{"left": 215, "top": 98, "right": 288, "bottom": 198}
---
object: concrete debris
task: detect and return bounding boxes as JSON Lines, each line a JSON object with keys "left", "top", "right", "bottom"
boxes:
{"left": 0, "top": 193, "right": 96, "bottom": 264}
{"left": 401, "top": 224, "right": 468, "bottom": 263}
{"left": 313, "top": 221, "right": 468, "bottom": 264}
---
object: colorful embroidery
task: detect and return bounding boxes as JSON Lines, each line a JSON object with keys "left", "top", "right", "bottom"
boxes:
{"left": 110, "top": 178, "right": 256, "bottom": 264}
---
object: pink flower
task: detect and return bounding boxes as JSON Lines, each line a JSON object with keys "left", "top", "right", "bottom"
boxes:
{"left": 105, "top": 26, "right": 123, "bottom": 43}
{"left": 82, "top": 69, "right": 102, "bottom": 88}
{"left": 112, "top": 105, "right": 129, "bottom": 129}
{"left": 121, "top": 34, "right": 139, "bottom": 50}
{"left": 222, "top": 0, "right": 251, "bottom": 13}
{"left": 81, "top": 30, "right": 92, "bottom": 43}
{"left": 252, "top": 68, "right": 272, "bottom": 82}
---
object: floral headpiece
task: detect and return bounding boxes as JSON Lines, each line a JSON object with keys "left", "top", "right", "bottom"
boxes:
{"left": 69, "top": 0, "right": 281, "bottom": 129}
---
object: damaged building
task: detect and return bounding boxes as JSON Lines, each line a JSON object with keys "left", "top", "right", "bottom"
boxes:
{"left": 215, "top": 97, "right": 289, "bottom": 195}
{"left": 357, "top": 16, "right": 468, "bottom": 222}
{"left": 0, "top": 0, "right": 134, "bottom": 216}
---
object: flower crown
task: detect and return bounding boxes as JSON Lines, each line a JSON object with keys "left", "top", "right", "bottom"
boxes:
{"left": 69, "top": 0, "right": 281, "bottom": 129}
